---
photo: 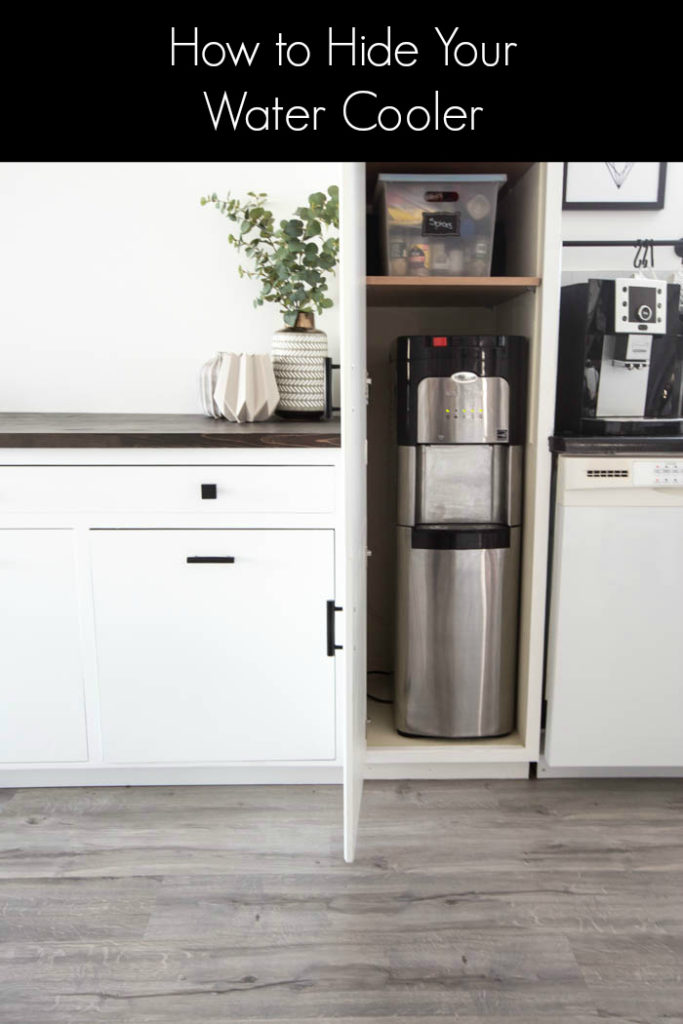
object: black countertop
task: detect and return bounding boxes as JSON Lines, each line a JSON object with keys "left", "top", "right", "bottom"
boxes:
{"left": 0, "top": 414, "right": 341, "bottom": 449}
{"left": 549, "top": 435, "right": 683, "bottom": 455}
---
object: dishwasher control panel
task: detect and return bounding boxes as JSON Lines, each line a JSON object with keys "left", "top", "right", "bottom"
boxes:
{"left": 557, "top": 456, "right": 683, "bottom": 503}
{"left": 633, "top": 460, "right": 683, "bottom": 487}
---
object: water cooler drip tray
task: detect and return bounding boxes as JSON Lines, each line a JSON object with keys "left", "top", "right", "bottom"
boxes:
{"left": 411, "top": 524, "right": 511, "bottom": 549}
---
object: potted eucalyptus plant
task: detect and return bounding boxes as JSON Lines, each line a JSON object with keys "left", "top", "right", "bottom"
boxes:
{"left": 200, "top": 185, "right": 339, "bottom": 418}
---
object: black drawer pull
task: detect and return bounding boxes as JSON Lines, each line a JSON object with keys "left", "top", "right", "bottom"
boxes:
{"left": 201, "top": 484, "right": 217, "bottom": 499}
{"left": 186, "top": 556, "right": 235, "bottom": 564}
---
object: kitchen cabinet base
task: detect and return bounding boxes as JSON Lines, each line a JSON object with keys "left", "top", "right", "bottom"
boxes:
{"left": 537, "top": 756, "right": 683, "bottom": 779}
{"left": 0, "top": 764, "right": 343, "bottom": 787}
{"left": 365, "top": 762, "right": 530, "bottom": 780}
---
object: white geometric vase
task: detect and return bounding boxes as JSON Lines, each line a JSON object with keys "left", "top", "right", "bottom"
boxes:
{"left": 271, "top": 311, "right": 328, "bottom": 419}
{"left": 200, "top": 353, "right": 280, "bottom": 423}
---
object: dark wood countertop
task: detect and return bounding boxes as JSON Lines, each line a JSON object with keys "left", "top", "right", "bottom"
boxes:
{"left": 0, "top": 414, "right": 341, "bottom": 448}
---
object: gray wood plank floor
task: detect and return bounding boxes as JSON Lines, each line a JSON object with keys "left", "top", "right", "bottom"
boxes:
{"left": 0, "top": 779, "right": 681, "bottom": 1023}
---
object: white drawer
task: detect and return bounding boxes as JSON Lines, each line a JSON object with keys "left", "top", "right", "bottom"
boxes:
{"left": 0, "top": 465, "right": 335, "bottom": 515}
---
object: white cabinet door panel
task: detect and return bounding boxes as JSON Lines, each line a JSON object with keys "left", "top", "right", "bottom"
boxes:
{"left": 340, "top": 162, "right": 367, "bottom": 862}
{"left": 91, "top": 529, "right": 336, "bottom": 763}
{"left": 0, "top": 530, "right": 88, "bottom": 762}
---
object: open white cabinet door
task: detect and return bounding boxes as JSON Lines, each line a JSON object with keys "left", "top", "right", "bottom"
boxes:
{"left": 340, "top": 162, "right": 367, "bottom": 862}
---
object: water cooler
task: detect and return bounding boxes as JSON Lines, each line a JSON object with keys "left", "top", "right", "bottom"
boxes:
{"left": 394, "top": 334, "right": 527, "bottom": 738}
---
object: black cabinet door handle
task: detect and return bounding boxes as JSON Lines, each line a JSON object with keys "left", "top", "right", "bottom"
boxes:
{"left": 186, "top": 556, "right": 235, "bottom": 564}
{"left": 326, "top": 600, "right": 343, "bottom": 656}
{"left": 201, "top": 484, "right": 217, "bottom": 499}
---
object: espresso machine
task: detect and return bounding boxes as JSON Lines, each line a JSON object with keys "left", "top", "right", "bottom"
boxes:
{"left": 555, "top": 278, "right": 683, "bottom": 436}
{"left": 395, "top": 334, "right": 527, "bottom": 738}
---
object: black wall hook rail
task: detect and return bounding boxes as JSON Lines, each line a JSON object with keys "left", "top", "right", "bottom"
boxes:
{"left": 563, "top": 238, "right": 683, "bottom": 258}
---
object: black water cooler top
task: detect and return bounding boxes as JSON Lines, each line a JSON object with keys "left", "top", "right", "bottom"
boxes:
{"left": 396, "top": 334, "right": 527, "bottom": 446}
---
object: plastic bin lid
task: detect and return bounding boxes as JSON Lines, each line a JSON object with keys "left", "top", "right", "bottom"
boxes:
{"left": 377, "top": 173, "right": 507, "bottom": 183}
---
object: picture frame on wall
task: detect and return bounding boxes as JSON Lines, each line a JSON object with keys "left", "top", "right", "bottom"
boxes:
{"left": 563, "top": 162, "right": 667, "bottom": 210}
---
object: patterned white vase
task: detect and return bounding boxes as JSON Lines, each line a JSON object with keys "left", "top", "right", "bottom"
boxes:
{"left": 271, "top": 312, "right": 328, "bottom": 419}
{"left": 200, "top": 353, "right": 280, "bottom": 423}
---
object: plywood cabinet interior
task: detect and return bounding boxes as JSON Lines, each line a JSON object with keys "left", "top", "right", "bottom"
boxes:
{"left": 359, "top": 161, "right": 563, "bottom": 777}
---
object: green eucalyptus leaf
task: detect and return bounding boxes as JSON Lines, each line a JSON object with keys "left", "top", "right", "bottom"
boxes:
{"left": 303, "top": 219, "right": 321, "bottom": 239}
{"left": 297, "top": 269, "right": 319, "bottom": 286}
{"left": 287, "top": 219, "right": 304, "bottom": 237}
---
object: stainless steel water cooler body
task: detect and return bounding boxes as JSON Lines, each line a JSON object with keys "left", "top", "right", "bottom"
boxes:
{"left": 394, "top": 335, "right": 526, "bottom": 738}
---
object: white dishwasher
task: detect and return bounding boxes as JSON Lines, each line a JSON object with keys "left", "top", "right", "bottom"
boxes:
{"left": 544, "top": 453, "right": 683, "bottom": 769}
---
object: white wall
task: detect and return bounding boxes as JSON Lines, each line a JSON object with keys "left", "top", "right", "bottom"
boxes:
{"left": 562, "top": 162, "right": 683, "bottom": 277}
{"left": 0, "top": 163, "right": 340, "bottom": 413}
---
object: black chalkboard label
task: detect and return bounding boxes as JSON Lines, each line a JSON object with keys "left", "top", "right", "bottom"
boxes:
{"left": 422, "top": 212, "right": 461, "bottom": 236}
{"left": 425, "top": 191, "right": 460, "bottom": 202}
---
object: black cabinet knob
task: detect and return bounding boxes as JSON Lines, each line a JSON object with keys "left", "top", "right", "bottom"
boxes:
{"left": 201, "top": 484, "right": 217, "bottom": 499}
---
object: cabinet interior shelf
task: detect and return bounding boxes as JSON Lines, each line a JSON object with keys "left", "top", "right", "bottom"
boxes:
{"left": 365, "top": 700, "right": 529, "bottom": 764}
{"left": 366, "top": 276, "right": 541, "bottom": 308}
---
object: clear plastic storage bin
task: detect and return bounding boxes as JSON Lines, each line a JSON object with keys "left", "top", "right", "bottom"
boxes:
{"left": 375, "top": 173, "right": 507, "bottom": 278}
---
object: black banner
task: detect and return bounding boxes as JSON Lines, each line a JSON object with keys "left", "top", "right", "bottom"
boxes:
{"left": 2, "top": 9, "right": 681, "bottom": 159}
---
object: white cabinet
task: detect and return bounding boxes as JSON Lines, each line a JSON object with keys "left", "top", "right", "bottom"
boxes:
{"left": 0, "top": 530, "right": 88, "bottom": 762}
{"left": 0, "top": 450, "right": 342, "bottom": 785}
{"left": 90, "top": 529, "right": 336, "bottom": 763}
